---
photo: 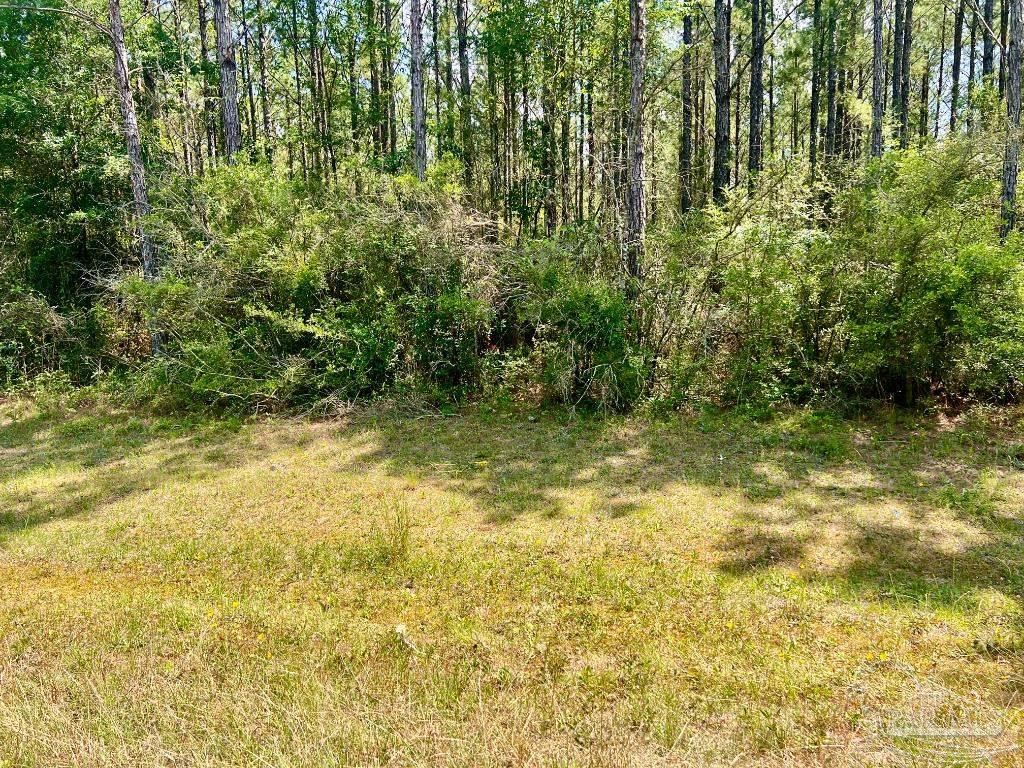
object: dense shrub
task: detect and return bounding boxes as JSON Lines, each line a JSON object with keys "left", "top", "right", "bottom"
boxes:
{"left": 657, "top": 139, "right": 1024, "bottom": 406}
{"left": 0, "top": 279, "right": 66, "bottom": 386}
{"left": 4, "top": 138, "right": 1022, "bottom": 412}
{"left": 515, "top": 255, "right": 647, "bottom": 408}
{"left": 405, "top": 290, "right": 490, "bottom": 393}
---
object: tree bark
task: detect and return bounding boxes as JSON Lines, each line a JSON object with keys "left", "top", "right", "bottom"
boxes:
{"left": 870, "top": 0, "right": 884, "bottom": 155}
{"left": 347, "top": 38, "right": 360, "bottom": 152}
{"left": 984, "top": 0, "right": 996, "bottom": 79}
{"left": 680, "top": 14, "right": 694, "bottom": 212}
{"left": 367, "top": 0, "right": 382, "bottom": 155}
{"left": 540, "top": 45, "right": 555, "bottom": 233}
{"left": 383, "top": 0, "right": 397, "bottom": 155}
{"left": 951, "top": 0, "right": 965, "bottom": 131}
{"left": 712, "top": 0, "right": 730, "bottom": 203}
{"left": 253, "top": 0, "right": 272, "bottom": 158}
{"left": 733, "top": 64, "right": 741, "bottom": 185}
{"left": 1001, "top": 0, "right": 1022, "bottom": 238}
{"left": 587, "top": 81, "right": 595, "bottom": 216}
{"left": 935, "top": 4, "right": 946, "bottom": 138}
{"left": 747, "top": 0, "right": 764, "bottom": 178}
{"left": 198, "top": 0, "right": 218, "bottom": 162}
{"left": 967, "top": 9, "right": 978, "bottom": 129}
{"left": 626, "top": 0, "right": 646, "bottom": 283}
{"left": 172, "top": 0, "right": 196, "bottom": 175}
{"left": 899, "top": 0, "right": 914, "bottom": 147}
{"left": 809, "top": 0, "right": 822, "bottom": 175}
{"left": 107, "top": 0, "right": 157, "bottom": 348}
{"left": 444, "top": 0, "right": 456, "bottom": 147}
{"left": 411, "top": 0, "right": 427, "bottom": 179}
{"left": 892, "top": 0, "right": 905, "bottom": 135}
{"left": 306, "top": 0, "right": 323, "bottom": 175}
{"left": 455, "top": 0, "right": 472, "bottom": 185}
{"left": 824, "top": 9, "right": 837, "bottom": 160}
{"left": 430, "top": 0, "right": 442, "bottom": 146}
{"left": 239, "top": 0, "right": 257, "bottom": 150}
{"left": 918, "top": 60, "right": 929, "bottom": 144}
{"left": 290, "top": 0, "right": 308, "bottom": 175}
{"left": 768, "top": 3, "right": 776, "bottom": 155}
{"left": 213, "top": 0, "right": 242, "bottom": 159}
{"left": 1001, "top": 0, "right": 1010, "bottom": 95}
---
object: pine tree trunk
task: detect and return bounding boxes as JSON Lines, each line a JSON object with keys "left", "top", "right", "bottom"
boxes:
{"left": 290, "top": 0, "right": 308, "bottom": 175}
{"left": 768, "top": 33, "right": 776, "bottom": 153}
{"left": 747, "top": 0, "right": 764, "bottom": 178}
{"left": 445, "top": 0, "right": 456, "bottom": 147}
{"left": 899, "top": 0, "right": 914, "bottom": 147}
{"left": 1001, "top": 0, "right": 1022, "bottom": 238}
{"left": 733, "top": 65, "right": 741, "bottom": 185}
{"left": 577, "top": 84, "right": 585, "bottom": 221}
{"left": 870, "top": 0, "right": 884, "bottom": 155}
{"left": 611, "top": 9, "right": 622, "bottom": 216}
{"left": 306, "top": 0, "right": 323, "bottom": 175}
{"left": 240, "top": 0, "right": 257, "bottom": 150}
{"left": 456, "top": 0, "right": 473, "bottom": 185}
{"left": 430, "top": 0, "right": 442, "bottom": 147}
{"left": 411, "top": 0, "right": 427, "bottom": 179}
{"left": 367, "top": 0, "right": 381, "bottom": 155}
{"left": 587, "top": 81, "right": 595, "bottom": 217}
{"left": 254, "top": 0, "right": 273, "bottom": 158}
{"left": 918, "top": 61, "right": 929, "bottom": 144}
{"left": 680, "top": 14, "right": 694, "bottom": 212}
{"left": 935, "top": 5, "right": 946, "bottom": 138}
{"left": 697, "top": 45, "right": 706, "bottom": 203}
{"left": 712, "top": 0, "right": 731, "bottom": 203}
{"left": 560, "top": 84, "right": 570, "bottom": 226}
{"left": 198, "top": 0, "right": 218, "bottom": 162}
{"left": 824, "top": 9, "right": 837, "bottom": 160}
{"left": 808, "top": 0, "right": 822, "bottom": 175}
{"left": 541, "top": 47, "right": 555, "bottom": 233}
{"left": 172, "top": 0, "right": 196, "bottom": 175}
{"left": 967, "top": 9, "right": 978, "bottom": 128}
{"left": 892, "top": 0, "right": 905, "bottom": 137}
{"left": 1001, "top": 0, "right": 1010, "bottom": 95}
{"left": 984, "top": 0, "right": 996, "bottom": 79}
{"left": 347, "top": 38, "right": 360, "bottom": 151}
{"left": 107, "top": 0, "right": 157, "bottom": 348}
{"left": 383, "top": 0, "right": 397, "bottom": 155}
{"left": 625, "top": 0, "right": 646, "bottom": 285}
{"left": 213, "top": 0, "right": 242, "bottom": 159}
{"left": 951, "top": 0, "right": 965, "bottom": 131}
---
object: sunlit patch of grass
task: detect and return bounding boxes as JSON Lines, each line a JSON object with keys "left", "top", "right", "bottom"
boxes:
{"left": 0, "top": 399, "right": 1022, "bottom": 765}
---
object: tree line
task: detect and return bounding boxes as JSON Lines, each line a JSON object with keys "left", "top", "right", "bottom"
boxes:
{"left": 2, "top": 0, "right": 1024, "bottom": 370}
{"left": 6, "top": 0, "right": 1015, "bottom": 243}
{"left": 6, "top": 0, "right": 1021, "bottom": 270}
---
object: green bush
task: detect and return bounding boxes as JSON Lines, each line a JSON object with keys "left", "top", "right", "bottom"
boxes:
{"left": 0, "top": 278, "right": 70, "bottom": 386}
{"left": 6, "top": 137, "right": 1022, "bottom": 413}
{"left": 659, "top": 139, "right": 1024, "bottom": 407}
{"left": 515, "top": 255, "right": 648, "bottom": 409}
{"left": 405, "top": 290, "right": 490, "bottom": 394}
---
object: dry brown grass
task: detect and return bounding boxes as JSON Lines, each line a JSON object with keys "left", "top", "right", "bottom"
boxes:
{"left": 0, "top": 398, "right": 1022, "bottom": 766}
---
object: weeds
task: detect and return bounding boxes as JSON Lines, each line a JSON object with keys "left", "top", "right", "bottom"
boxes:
{"left": 0, "top": 399, "right": 1021, "bottom": 765}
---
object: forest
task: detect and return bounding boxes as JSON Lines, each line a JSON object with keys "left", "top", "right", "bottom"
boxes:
{"left": 1, "top": 0, "right": 1021, "bottom": 411}
{"left": 4, "top": 0, "right": 1024, "bottom": 763}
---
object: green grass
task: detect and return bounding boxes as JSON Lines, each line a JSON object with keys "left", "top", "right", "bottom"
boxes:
{"left": 1, "top": 397, "right": 1023, "bottom": 766}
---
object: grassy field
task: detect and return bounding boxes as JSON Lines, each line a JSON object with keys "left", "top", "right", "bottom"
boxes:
{"left": 1, "top": 396, "right": 1023, "bottom": 767}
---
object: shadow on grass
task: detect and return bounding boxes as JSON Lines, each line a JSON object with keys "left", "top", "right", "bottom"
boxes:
{"left": 338, "top": 405, "right": 1024, "bottom": 612}
{"left": 0, "top": 404, "right": 315, "bottom": 540}
{"left": 2, "top": 400, "right": 1022, "bottom": 617}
